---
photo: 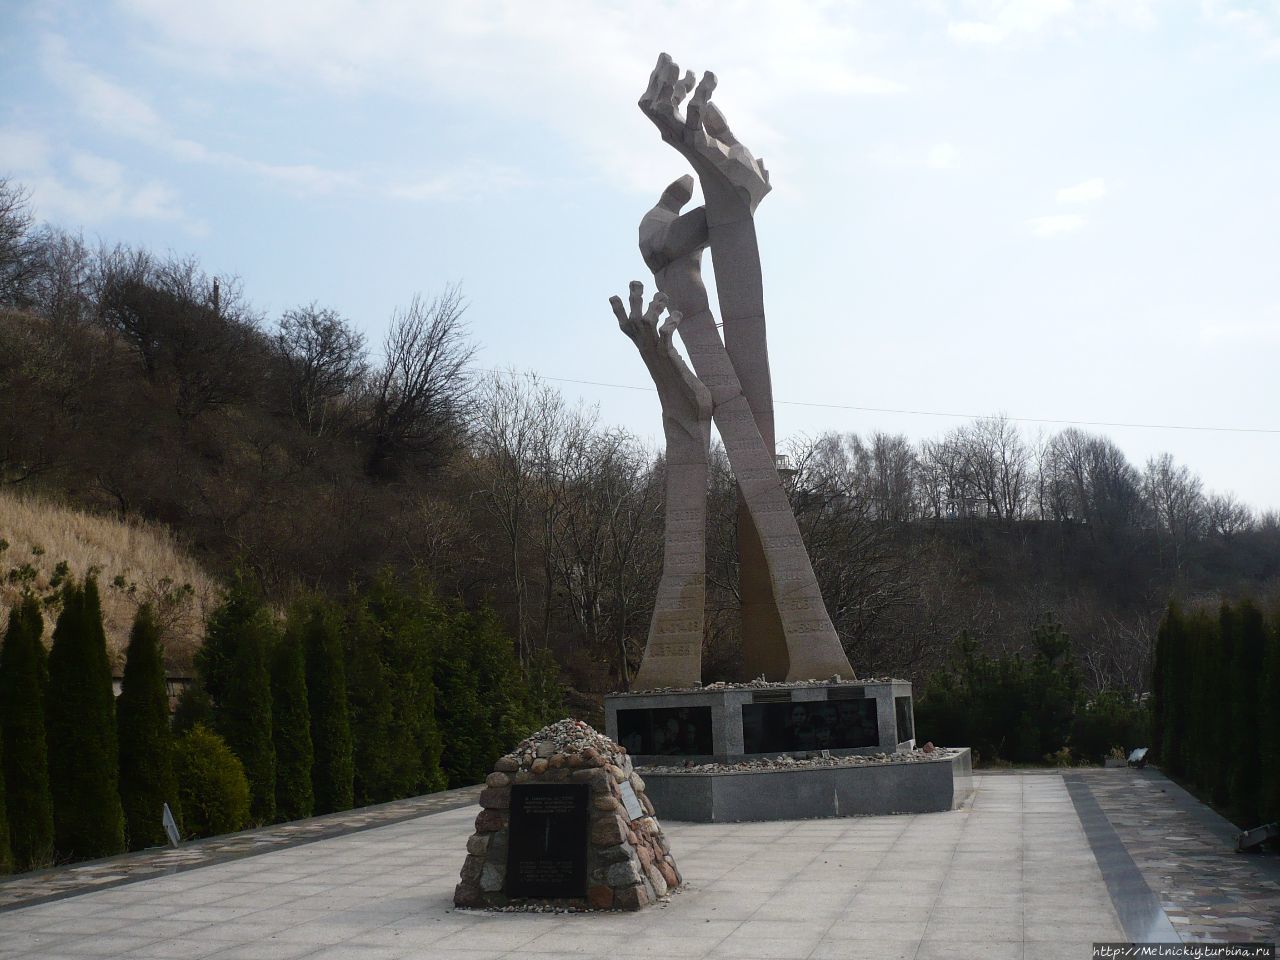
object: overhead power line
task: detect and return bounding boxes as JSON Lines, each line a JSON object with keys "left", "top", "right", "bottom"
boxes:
{"left": 473, "top": 368, "right": 1280, "bottom": 436}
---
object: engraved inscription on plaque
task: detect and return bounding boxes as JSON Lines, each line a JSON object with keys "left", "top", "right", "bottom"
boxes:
{"left": 505, "top": 784, "right": 589, "bottom": 899}
{"left": 741, "top": 698, "right": 879, "bottom": 754}
{"left": 618, "top": 781, "right": 645, "bottom": 821}
{"left": 616, "top": 705, "right": 714, "bottom": 756}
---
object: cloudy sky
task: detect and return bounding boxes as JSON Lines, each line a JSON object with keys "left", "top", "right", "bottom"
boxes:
{"left": 3, "top": 1, "right": 1278, "bottom": 510}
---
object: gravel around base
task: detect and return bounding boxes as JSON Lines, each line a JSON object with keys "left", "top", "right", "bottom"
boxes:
{"left": 638, "top": 747, "right": 960, "bottom": 774}
{"left": 612, "top": 676, "right": 906, "bottom": 696}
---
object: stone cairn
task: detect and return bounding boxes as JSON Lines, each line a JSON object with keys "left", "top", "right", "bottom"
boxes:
{"left": 454, "top": 719, "right": 682, "bottom": 911}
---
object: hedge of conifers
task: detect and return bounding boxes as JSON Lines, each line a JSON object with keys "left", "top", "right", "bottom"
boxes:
{"left": 0, "top": 571, "right": 562, "bottom": 872}
{"left": 1153, "top": 600, "right": 1280, "bottom": 828}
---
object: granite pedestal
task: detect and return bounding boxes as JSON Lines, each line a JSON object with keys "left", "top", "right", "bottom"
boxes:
{"left": 641, "top": 748, "right": 973, "bottom": 823}
{"left": 604, "top": 681, "right": 973, "bottom": 821}
{"left": 605, "top": 681, "right": 916, "bottom": 766}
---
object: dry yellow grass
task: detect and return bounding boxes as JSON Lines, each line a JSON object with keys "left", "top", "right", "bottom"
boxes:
{"left": 0, "top": 489, "right": 220, "bottom": 672}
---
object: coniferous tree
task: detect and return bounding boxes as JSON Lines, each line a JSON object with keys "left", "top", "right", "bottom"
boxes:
{"left": 1259, "top": 611, "right": 1280, "bottom": 825}
{"left": 1229, "top": 600, "right": 1266, "bottom": 824}
{"left": 431, "top": 604, "right": 485, "bottom": 788}
{"left": 433, "top": 605, "right": 538, "bottom": 787}
{"left": 1157, "top": 605, "right": 1188, "bottom": 777}
{"left": 1151, "top": 603, "right": 1170, "bottom": 766}
{"left": 46, "top": 578, "right": 125, "bottom": 860}
{"left": 1183, "top": 611, "right": 1216, "bottom": 790}
{"left": 0, "top": 597, "right": 54, "bottom": 870}
{"left": 198, "top": 576, "right": 276, "bottom": 824}
{"left": 525, "top": 647, "right": 565, "bottom": 728}
{"left": 172, "top": 684, "right": 212, "bottom": 734}
{"left": 1203, "top": 605, "right": 1235, "bottom": 805}
{"left": 347, "top": 576, "right": 444, "bottom": 802}
{"left": 270, "top": 623, "right": 313, "bottom": 822}
{"left": 0, "top": 708, "right": 10, "bottom": 873}
{"left": 346, "top": 603, "right": 395, "bottom": 807}
{"left": 117, "top": 605, "right": 182, "bottom": 850}
{"left": 390, "top": 581, "right": 445, "bottom": 796}
{"left": 300, "top": 600, "right": 352, "bottom": 814}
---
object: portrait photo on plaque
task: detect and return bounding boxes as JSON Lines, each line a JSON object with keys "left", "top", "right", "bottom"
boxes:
{"left": 616, "top": 705, "right": 714, "bottom": 756}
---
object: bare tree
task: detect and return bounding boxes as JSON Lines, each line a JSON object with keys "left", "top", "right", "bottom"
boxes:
{"left": 1142, "top": 452, "right": 1206, "bottom": 576}
{"left": 786, "top": 432, "right": 922, "bottom": 673}
{"left": 0, "top": 178, "right": 38, "bottom": 305}
{"left": 1041, "top": 428, "right": 1146, "bottom": 531}
{"left": 548, "top": 434, "right": 663, "bottom": 685}
{"left": 274, "top": 303, "right": 367, "bottom": 439}
{"left": 27, "top": 227, "right": 94, "bottom": 326}
{"left": 958, "top": 416, "right": 1031, "bottom": 521}
{"left": 364, "top": 286, "right": 473, "bottom": 476}
{"left": 94, "top": 249, "right": 261, "bottom": 421}
{"left": 470, "top": 371, "right": 561, "bottom": 666}
{"left": 859, "top": 432, "right": 919, "bottom": 521}
{"left": 1205, "top": 491, "right": 1254, "bottom": 543}
{"left": 917, "top": 434, "right": 973, "bottom": 519}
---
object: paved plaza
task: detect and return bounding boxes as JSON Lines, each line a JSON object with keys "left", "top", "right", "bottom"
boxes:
{"left": 1, "top": 771, "right": 1277, "bottom": 960}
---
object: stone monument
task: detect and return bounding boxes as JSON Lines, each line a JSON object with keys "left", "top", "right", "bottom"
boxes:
{"left": 619, "top": 53, "right": 855, "bottom": 689}
{"left": 605, "top": 54, "right": 974, "bottom": 821}
{"left": 454, "top": 720, "right": 682, "bottom": 910}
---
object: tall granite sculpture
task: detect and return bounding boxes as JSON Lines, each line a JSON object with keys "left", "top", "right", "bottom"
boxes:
{"left": 620, "top": 53, "right": 855, "bottom": 687}
{"left": 610, "top": 282, "right": 712, "bottom": 689}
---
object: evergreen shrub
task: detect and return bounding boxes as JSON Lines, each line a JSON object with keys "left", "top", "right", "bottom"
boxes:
{"left": 45, "top": 578, "right": 125, "bottom": 860}
{"left": 174, "top": 725, "right": 251, "bottom": 838}
{"left": 117, "top": 604, "right": 182, "bottom": 849}
{"left": 0, "top": 596, "right": 54, "bottom": 870}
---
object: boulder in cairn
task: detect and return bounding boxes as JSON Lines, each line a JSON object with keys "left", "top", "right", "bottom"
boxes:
{"left": 454, "top": 719, "right": 682, "bottom": 910}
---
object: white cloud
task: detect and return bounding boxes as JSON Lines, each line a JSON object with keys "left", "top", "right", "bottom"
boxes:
{"left": 41, "top": 34, "right": 162, "bottom": 137}
{"left": 0, "top": 126, "right": 188, "bottom": 227}
{"left": 947, "top": 0, "right": 1078, "bottom": 46}
{"left": 1056, "top": 177, "right": 1108, "bottom": 203}
{"left": 388, "top": 164, "right": 530, "bottom": 202}
{"left": 1027, "top": 213, "right": 1087, "bottom": 237}
{"left": 944, "top": 0, "right": 1157, "bottom": 47}
{"left": 36, "top": 32, "right": 497, "bottom": 202}
{"left": 114, "top": 0, "right": 907, "bottom": 193}
{"left": 871, "top": 141, "right": 960, "bottom": 170}
{"left": 0, "top": 128, "right": 52, "bottom": 171}
{"left": 1201, "top": 1, "right": 1280, "bottom": 59}
{"left": 928, "top": 142, "right": 960, "bottom": 169}
{"left": 1199, "top": 305, "right": 1280, "bottom": 345}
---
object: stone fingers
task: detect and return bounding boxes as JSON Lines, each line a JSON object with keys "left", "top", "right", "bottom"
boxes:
{"left": 639, "top": 52, "right": 672, "bottom": 110}
{"left": 672, "top": 69, "right": 695, "bottom": 108}
{"left": 609, "top": 295, "right": 629, "bottom": 330}
{"left": 685, "top": 71, "right": 716, "bottom": 139}
{"left": 628, "top": 280, "right": 645, "bottom": 324}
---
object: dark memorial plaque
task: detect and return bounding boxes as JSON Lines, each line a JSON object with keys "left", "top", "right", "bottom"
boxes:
{"left": 742, "top": 697, "right": 878, "bottom": 754}
{"left": 616, "top": 706, "right": 713, "bottom": 756}
{"left": 895, "top": 695, "right": 914, "bottom": 742}
{"left": 506, "top": 784, "right": 589, "bottom": 899}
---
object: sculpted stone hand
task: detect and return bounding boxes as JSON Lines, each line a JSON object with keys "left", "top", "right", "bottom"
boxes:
{"left": 639, "top": 52, "right": 771, "bottom": 221}
{"left": 634, "top": 183, "right": 854, "bottom": 683}
{"left": 610, "top": 283, "right": 712, "bottom": 440}
{"left": 640, "top": 53, "right": 788, "bottom": 679}
{"left": 611, "top": 283, "right": 711, "bottom": 690}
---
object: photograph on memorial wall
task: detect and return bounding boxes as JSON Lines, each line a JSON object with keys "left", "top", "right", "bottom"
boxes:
{"left": 505, "top": 784, "right": 590, "bottom": 899}
{"left": 742, "top": 698, "right": 879, "bottom": 754}
{"left": 616, "top": 705, "right": 714, "bottom": 756}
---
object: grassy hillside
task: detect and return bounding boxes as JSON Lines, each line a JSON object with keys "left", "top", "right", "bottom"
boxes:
{"left": 0, "top": 489, "right": 219, "bottom": 671}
